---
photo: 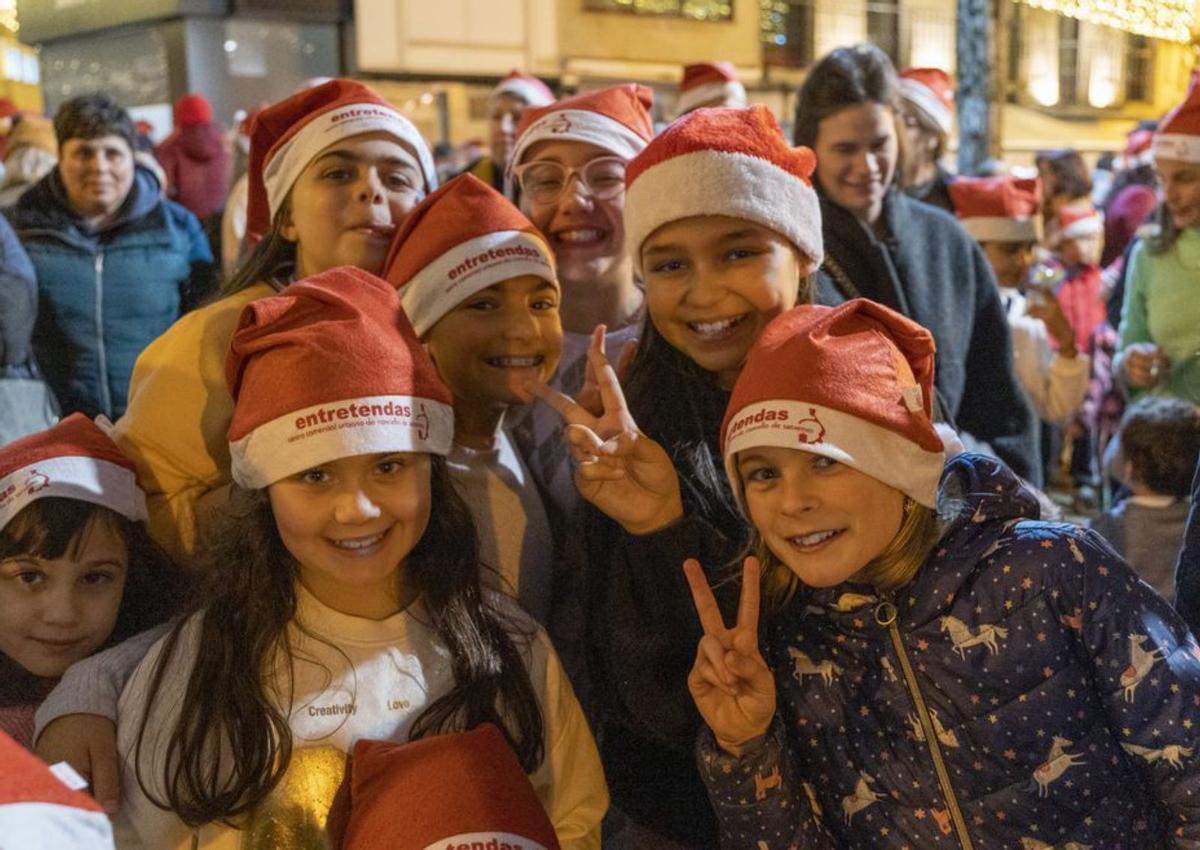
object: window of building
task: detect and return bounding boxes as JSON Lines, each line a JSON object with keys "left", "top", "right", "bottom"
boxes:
{"left": 866, "top": 0, "right": 899, "bottom": 64}
{"left": 584, "top": 0, "right": 733, "bottom": 20}
{"left": 1124, "top": 33, "right": 1153, "bottom": 103}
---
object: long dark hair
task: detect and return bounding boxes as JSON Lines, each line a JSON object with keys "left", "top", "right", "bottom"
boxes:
{"left": 0, "top": 498, "right": 185, "bottom": 704}
{"left": 218, "top": 196, "right": 297, "bottom": 299}
{"left": 132, "top": 455, "right": 545, "bottom": 827}
{"left": 1146, "top": 202, "right": 1186, "bottom": 255}
{"left": 792, "top": 44, "right": 902, "bottom": 150}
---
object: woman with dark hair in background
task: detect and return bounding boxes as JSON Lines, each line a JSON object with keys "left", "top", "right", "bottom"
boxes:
{"left": 795, "top": 44, "right": 1039, "bottom": 484}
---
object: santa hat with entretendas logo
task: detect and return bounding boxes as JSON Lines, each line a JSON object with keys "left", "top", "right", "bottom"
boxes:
{"left": 898, "top": 68, "right": 955, "bottom": 136}
{"left": 624, "top": 105, "right": 823, "bottom": 271}
{"left": 225, "top": 267, "right": 454, "bottom": 490}
{"left": 384, "top": 174, "right": 556, "bottom": 336}
{"left": 948, "top": 176, "right": 1043, "bottom": 243}
{"left": 0, "top": 413, "right": 147, "bottom": 532}
{"left": 1154, "top": 74, "right": 1200, "bottom": 164}
{"left": 676, "top": 61, "right": 747, "bottom": 115}
{"left": 244, "top": 79, "right": 437, "bottom": 241}
{"left": 508, "top": 83, "right": 655, "bottom": 173}
{"left": 721, "top": 300, "right": 946, "bottom": 509}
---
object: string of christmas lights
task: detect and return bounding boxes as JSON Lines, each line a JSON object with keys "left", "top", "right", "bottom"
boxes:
{"left": 1014, "top": 0, "right": 1195, "bottom": 43}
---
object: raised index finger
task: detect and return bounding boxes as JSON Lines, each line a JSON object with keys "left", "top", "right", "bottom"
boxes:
{"left": 684, "top": 558, "right": 727, "bottom": 637}
{"left": 737, "top": 556, "right": 762, "bottom": 634}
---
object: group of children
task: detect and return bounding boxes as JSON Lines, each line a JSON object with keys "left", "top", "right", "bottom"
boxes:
{"left": 3, "top": 60, "right": 1200, "bottom": 850}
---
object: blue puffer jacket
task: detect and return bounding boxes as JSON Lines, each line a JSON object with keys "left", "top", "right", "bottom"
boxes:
{"left": 700, "top": 453, "right": 1200, "bottom": 849}
{"left": 6, "top": 166, "right": 215, "bottom": 419}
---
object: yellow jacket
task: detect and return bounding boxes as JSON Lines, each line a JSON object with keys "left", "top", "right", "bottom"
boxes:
{"left": 113, "top": 282, "right": 276, "bottom": 561}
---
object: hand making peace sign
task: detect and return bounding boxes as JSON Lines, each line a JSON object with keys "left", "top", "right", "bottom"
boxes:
{"left": 530, "top": 325, "right": 684, "bottom": 535}
{"left": 684, "top": 556, "right": 777, "bottom": 757}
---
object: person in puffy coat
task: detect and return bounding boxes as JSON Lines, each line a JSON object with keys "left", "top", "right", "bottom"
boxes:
{"left": 683, "top": 299, "right": 1200, "bottom": 848}
{"left": 6, "top": 94, "right": 214, "bottom": 421}
{"left": 155, "top": 93, "right": 231, "bottom": 224}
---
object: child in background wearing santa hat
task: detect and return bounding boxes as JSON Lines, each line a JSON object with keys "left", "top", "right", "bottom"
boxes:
{"left": 1049, "top": 204, "right": 1107, "bottom": 357}
{"left": 530, "top": 105, "right": 823, "bottom": 849}
{"left": 0, "top": 415, "right": 181, "bottom": 750}
{"left": 384, "top": 174, "right": 561, "bottom": 631}
{"left": 465, "top": 70, "right": 556, "bottom": 195}
{"left": 896, "top": 67, "right": 957, "bottom": 215}
{"left": 111, "top": 267, "right": 606, "bottom": 849}
{"left": 675, "top": 62, "right": 747, "bottom": 116}
{"left": 949, "top": 175, "right": 1089, "bottom": 427}
{"left": 685, "top": 299, "right": 1200, "bottom": 848}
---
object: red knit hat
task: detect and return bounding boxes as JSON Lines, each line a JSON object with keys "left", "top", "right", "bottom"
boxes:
{"left": 0, "top": 732, "right": 113, "bottom": 848}
{"left": 491, "top": 70, "right": 555, "bottom": 108}
{"left": 225, "top": 267, "right": 454, "bottom": 489}
{"left": 676, "top": 61, "right": 747, "bottom": 115}
{"left": 625, "top": 105, "right": 822, "bottom": 268}
{"left": 948, "top": 176, "right": 1042, "bottom": 243}
{"left": 722, "top": 301, "right": 945, "bottom": 508}
{"left": 173, "top": 93, "right": 212, "bottom": 126}
{"left": 0, "top": 413, "right": 147, "bottom": 532}
{"left": 1154, "top": 75, "right": 1200, "bottom": 164}
{"left": 245, "top": 79, "right": 437, "bottom": 241}
{"left": 332, "top": 724, "right": 560, "bottom": 850}
{"left": 384, "top": 174, "right": 556, "bottom": 336}
{"left": 509, "top": 84, "right": 654, "bottom": 172}
{"left": 898, "top": 68, "right": 955, "bottom": 136}
{"left": 1052, "top": 203, "right": 1103, "bottom": 246}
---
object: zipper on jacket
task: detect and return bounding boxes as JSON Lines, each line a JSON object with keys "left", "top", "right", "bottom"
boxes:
{"left": 93, "top": 250, "right": 112, "bottom": 417}
{"left": 875, "top": 595, "right": 974, "bottom": 850}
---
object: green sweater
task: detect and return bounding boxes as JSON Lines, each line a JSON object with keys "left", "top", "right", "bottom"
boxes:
{"left": 1117, "top": 228, "right": 1200, "bottom": 402}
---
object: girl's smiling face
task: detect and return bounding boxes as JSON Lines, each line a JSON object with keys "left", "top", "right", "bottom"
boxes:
{"left": 812, "top": 102, "right": 899, "bottom": 225}
{"left": 642, "top": 216, "right": 813, "bottom": 388}
{"left": 0, "top": 513, "right": 128, "bottom": 678}
{"left": 268, "top": 452, "right": 432, "bottom": 619}
{"left": 738, "top": 445, "right": 904, "bottom": 587}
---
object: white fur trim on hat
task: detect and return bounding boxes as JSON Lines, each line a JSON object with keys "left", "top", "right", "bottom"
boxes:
{"left": 723, "top": 399, "right": 944, "bottom": 508}
{"left": 1057, "top": 213, "right": 1103, "bottom": 243}
{"left": 1153, "top": 133, "right": 1200, "bottom": 164}
{"left": 898, "top": 78, "right": 952, "bottom": 136}
{"left": 509, "top": 109, "right": 648, "bottom": 175}
{"left": 0, "top": 457, "right": 147, "bottom": 532}
{"left": 960, "top": 216, "right": 1041, "bottom": 243}
{"left": 625, "top": 149, "right": 823, "bottom": 269}
{"left": 229, "top": 396, "right": 455, "bottom": 489}
{"left": 263, "top": 103, "right": 436, "bottom": 218}
{"left": 493, "top": 79, "right": 554, "bottom": 108}
{"left": 0, "top": 802, "right": 114, "bottom": 850}
{"left": 676, "top": 80, "right": 747, "bottom": 116}
{"left": 400, "top": 230, "right": 556, "bottom": 336}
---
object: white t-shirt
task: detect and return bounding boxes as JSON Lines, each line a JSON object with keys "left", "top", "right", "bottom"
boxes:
{"left": 1000, "top": 286, "right": 1090, "bottom": 425}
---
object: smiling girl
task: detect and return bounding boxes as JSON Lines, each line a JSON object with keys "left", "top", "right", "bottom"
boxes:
{"left": 686, "top": 299, "right": 1200, "bottom": 848}
{"left": 0, "top": 414, "right": 178, "bottom": 748}
{"left": 111, "top": 79, "right": 437, "bottom": 563}
{"left": 112, "top": 267, "right": 606, "bottom": 848}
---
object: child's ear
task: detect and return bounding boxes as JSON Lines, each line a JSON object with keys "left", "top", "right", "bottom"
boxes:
{"left": 279, "top": 208, "right": 299, "bottom": 243}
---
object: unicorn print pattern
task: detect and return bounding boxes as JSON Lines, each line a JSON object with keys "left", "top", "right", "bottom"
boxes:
{"left": 939, "top": 614, "right": 1008, "bottom": 658}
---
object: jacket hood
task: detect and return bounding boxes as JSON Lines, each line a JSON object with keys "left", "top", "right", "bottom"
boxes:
{"left": 175, "top": 122, "right": 224, "bottom": 161}
{"left": 15, "top": 164, "right": 162, "bottom": 234}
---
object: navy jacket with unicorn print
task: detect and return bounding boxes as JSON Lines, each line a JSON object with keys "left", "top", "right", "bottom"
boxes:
{"left": 699, "top": 453, "right": 1200, "bottom": 849}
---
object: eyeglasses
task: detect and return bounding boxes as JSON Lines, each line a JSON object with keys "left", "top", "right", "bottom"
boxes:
{"left": 511, "top": 156, "right": 627, "bottom": 205}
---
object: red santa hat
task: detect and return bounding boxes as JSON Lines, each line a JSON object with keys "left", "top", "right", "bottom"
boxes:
{"left": 676, "top": 61, "right": 747, "bottom": 116}
{"left": 898, "top": 68, "right": 955, "bottom": 136}
{"left": 225, "top": 267, "right": 454, "bottom": 489}
{"left": 0, "top": 413, "right": 147, "bottom": 532}
{"left": 1154, "top": 76, "right": 1200, "bottom": 164}
{"left": 384, "top": 174, "right": 556, "bottom": 336}
{"left": 947, "top": 175, "right": 1042, "bottom": 243}
{"left": 624, "top": 105, "right": 823, "bottom": 269}
{"left": 245, "top": 79, "right": 437, "bottom": 241}
{"left": 491, "top": 70, "right": 555, "bottom": 108}
{"left": 722, "top": 300, "right": 945, "bottom": 508}
{"left": 509, "top": 84, "right": 654, "bottom": 172}
{"left": 0, "top": 731, "right": 114, "bottom": 849}
{"left": 331, "top": 724, "right": 561, "bottom": 850}
{"left": 1052, "top": 204, "right": 1104, "bottom": 245}
{"left": 173, "top": 93, "right": 212, "bottom": 127}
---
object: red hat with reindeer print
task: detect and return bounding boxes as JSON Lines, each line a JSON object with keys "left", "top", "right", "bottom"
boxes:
{"left": 624, "top": 105, "right": 823, "bottom": 270}
{"left": 384, "top": 173, "right": 556, "bottom": 336}
{"left": 225, "top": 266, "right": 454, "bottom": 489}
{"left": 509, "top": 83, "right": 654, "bottom": 173}
{"left": 244, "top": 78, "right": 437, "bottom": 242}
{"left": 722, "top": 300, "right": 945, "bottom": 508}
{"left": 0, "top": 413, "right": 147, "bottom": 533}
{"left": 329, "top": 724, "right": 561, "bottom": 850}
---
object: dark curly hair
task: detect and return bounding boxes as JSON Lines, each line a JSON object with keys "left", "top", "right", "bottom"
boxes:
{"left": 53, "top": 94, "right": 137, "bottom": 153}
{"left": 1121, "top": 396, "right": 1200, "bottom": 498}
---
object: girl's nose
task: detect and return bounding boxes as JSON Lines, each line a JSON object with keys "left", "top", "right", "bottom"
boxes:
{"left": 334, "top": 489, "right": 382, "bottom": 525}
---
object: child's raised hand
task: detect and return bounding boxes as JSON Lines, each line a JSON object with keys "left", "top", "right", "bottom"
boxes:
{"left": 576, "top": 331, "right": 639, "bottom": 418}
{"left": 529, "top": 326, "right": 682, "bottom": 535}
{"left": 684, "top": 556, "right": 776, "bottom": 756}
{"left": 36, "top": 713, "right": 120, "bottom": 813}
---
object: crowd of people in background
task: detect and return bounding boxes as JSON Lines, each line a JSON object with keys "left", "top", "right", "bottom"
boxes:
{"left": 1, "top": 38, "right": 1200, "bottom": 850}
